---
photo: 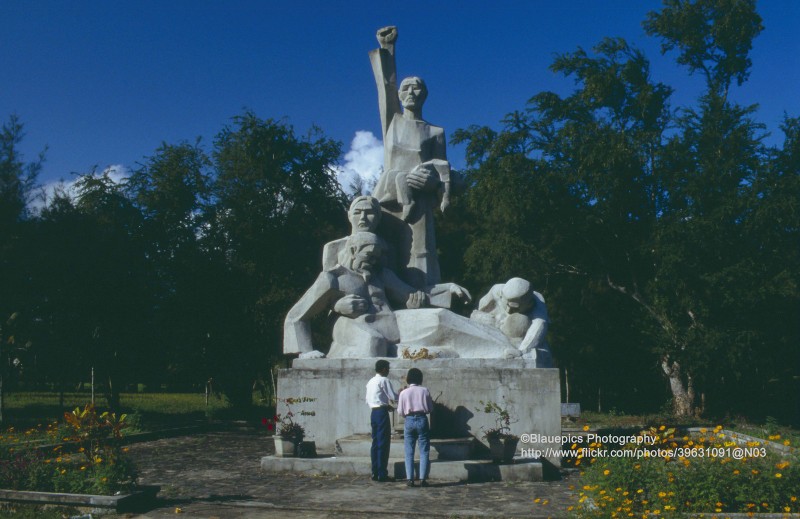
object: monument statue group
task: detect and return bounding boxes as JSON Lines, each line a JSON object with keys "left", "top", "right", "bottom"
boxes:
{"left": 271, "top": 27, "right": 561, "bottom": 465}
{"left": 284, "top": 26, "right": 552, "bottom": 367}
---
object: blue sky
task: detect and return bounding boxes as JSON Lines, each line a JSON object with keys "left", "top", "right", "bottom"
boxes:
{"left": 2, "top": 1, "right": 798, "bottom": 192}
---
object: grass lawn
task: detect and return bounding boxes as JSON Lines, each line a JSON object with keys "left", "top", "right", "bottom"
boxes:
{"left": 2, "top": 391, "right": 272, "bottom": 432}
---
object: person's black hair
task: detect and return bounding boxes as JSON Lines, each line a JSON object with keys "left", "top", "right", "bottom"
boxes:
{"left": 406, "top": 367, "right": 423, "bottom": 385}
{"left": 375, "top": 359, "right": 390, "bottom": 373}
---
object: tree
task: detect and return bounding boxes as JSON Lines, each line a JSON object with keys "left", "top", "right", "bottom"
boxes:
{"left": 127, "top": 141, "right": 213, "bottom": 389}
{"left": 452, "top": 0, "right": 792, "bottom": 418}
{"left": 207, "top": 112, "right": 347, "bottom": 407}
{"left": 0, "top": 115, "right": 43, "bottom": 228}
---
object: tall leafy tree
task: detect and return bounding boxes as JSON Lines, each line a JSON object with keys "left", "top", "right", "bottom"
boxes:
{"left": 127, "top": 141, "right": 213, "bottom": 388}
{"left": 207, "top": 112, "right": 347, "bottom": 407}
{"left": 453, "top": 0, "right": 790, "bottom": 418}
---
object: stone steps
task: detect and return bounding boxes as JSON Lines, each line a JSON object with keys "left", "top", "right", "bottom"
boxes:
{"left": 335, "top": 433, "right": 476, "bottom": 461}
{"left": 260, "top": 455, "right": 543, "bottom": 482}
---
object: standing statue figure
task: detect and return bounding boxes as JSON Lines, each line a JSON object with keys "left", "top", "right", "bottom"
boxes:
{"left": 369, "top": 26, "right": 451, "bottom": 291}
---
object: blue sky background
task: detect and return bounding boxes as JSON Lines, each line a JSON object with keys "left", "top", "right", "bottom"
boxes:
{"left": 2, "top": 1, "right": 798, "bottom": 192}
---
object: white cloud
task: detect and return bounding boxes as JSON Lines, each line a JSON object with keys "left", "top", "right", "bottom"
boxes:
{"left": 335, "top": 131, "right": 384, "bottom": 196}
{"left": 30, "top": 164, "right": 131, "bottom": 213}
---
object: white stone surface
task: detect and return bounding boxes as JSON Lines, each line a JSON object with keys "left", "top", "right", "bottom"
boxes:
{"left": 277, "top": 359, "right": 561, "bottom": 465}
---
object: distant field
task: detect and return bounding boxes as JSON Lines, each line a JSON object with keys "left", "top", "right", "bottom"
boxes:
{"left": 2, "top": 391, "right": 271, "bottom": 429}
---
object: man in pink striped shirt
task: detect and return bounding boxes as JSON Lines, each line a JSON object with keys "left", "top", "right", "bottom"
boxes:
{"left": 397, "top": 368, "right": 434, "bottom": 487}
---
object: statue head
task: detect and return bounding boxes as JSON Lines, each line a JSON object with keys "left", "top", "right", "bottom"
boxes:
{"left": 344, "top": 231, "right": 386, "bottom": 275}
{"left": 348, "top": 196, "right": 382, "bottom": 233}
{"left": 501, "top": 277, "right": 535, "bottom": 315}
{"left": 398, "top": 77, "right": 428, "bottom": 111}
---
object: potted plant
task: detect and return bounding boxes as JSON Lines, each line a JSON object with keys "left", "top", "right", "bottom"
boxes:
{"left": 269, "top": 397, "right": 316, "bottom": 457}
{"left": 478, "top": 400, "right": 520, "bottom": 463}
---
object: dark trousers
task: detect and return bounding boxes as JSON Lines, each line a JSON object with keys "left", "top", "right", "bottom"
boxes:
{"left": 370, "top": 407, "right": 391, "bottom": 478}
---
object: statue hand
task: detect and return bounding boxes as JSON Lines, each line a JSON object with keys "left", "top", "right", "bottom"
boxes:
{"left": 376, "top": 26, "right": 398, "bottom": 48}
{"left": 333, "top": 294, "right": 369, "bottom": 317}
{"left": 406, "top": 290, "right": 428, "bottom": 309}
{"left": 446, "top": 283, "right": 472, "bottom": 304}
{"left": 406, "top": 165, "right": 440, "bottom": 192}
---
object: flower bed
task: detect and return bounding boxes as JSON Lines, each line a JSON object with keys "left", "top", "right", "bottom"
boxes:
{"left": 571, "top": 425, "right": 798, "bottom": 517}
{"left": 0, "top": 404, "right": 138, "bottom": 496}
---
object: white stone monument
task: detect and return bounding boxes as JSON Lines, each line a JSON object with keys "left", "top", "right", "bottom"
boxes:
{"left": 269, "top": 26, "right": 561, "bottom": 478}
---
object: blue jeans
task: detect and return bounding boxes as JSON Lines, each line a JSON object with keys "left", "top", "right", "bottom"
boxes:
{"left": 403, "top": 414, "right": 430, "bottom": 481}
{"left": 370, "top": 407, "right": 391, "bottom": 478}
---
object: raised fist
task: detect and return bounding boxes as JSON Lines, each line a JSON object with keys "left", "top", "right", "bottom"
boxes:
{"left": 376, "top": 26, "right": 398, "bottom": 48}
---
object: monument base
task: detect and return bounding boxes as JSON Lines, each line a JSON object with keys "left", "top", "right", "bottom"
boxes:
{"left": 276, "top": 358, "right": 561, "bottom": 466}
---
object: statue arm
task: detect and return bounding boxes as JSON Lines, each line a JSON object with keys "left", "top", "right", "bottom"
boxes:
{"left": 283, "top": 272, "right": 338, "bottom": 354}
{"left": 519, "top": 292, "right": 550, "bottom": 354}
{"left": 369, "top": 27, "right": 401, "bottom": 137}
{"left": 476, "top": 285, "right": 503, "bottom": 313}
{"left": 382, "top": 268, "right": 425, "bottom": 309}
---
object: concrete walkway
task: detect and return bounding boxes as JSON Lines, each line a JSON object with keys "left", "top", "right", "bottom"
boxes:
{"left": 125, "top": 430, "right": 580, "bottom": 519}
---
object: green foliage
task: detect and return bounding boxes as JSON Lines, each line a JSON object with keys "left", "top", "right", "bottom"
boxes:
{"left": 477, "top": 400, "right": 519, "bottom": 441}
{"left": 450, "top": 0, "right": 798, "bottom": 421}
{"left": 0, "top": 115, "right": 43, "bottom": 227}
{"left": 644, "top": 0, "right": 763, "bottom": 93}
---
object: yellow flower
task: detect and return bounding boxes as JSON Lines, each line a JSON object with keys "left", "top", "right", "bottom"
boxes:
{"left": 636, "top": 489, "right": 643, "bottom": 494}
{"left": 751, "top": 469, "right": 759, "bottom": 475}
{"left": 583, "top": 425, "right": 590, "bottom": 431}
{"left": 792, "top": 497, "right": 797, "bottom": 502}
{"left": 542, "top": 500, "right": 549, "bottom": 505}
{"left": 715, "top": 508, "right": 722, "bottom": 513}
{"left": 567, "top": 506, "right": 574, "bottom": 511}
{"left": 80, "top": 466, "right": 86, "bottom": 471}
{"left": 534, "top": 498, "right": 541, "bottom": 503}
{"left": 175, "top": 508, "right": 183, "bottom": 514}
{"left": 775, "top": 473, "right": 782, "bottom": 478}
{"left": 783, "top": 439, "right": 791, "bottom": 446}
{"left": 716, "top": 502, "right": 723, "bottom": 507}
{"left": 659, "top": 425, "right": 665, "bottom": 431}
{"left": 733, "top": 469, "right": 740, "bottom": 475}
{"left": 604, "top": 469, "right": 611, "bottom": 475}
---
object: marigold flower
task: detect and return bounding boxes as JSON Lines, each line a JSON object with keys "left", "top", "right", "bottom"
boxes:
{"left": 583, "top": 425, "right": 590, "bottom": 431}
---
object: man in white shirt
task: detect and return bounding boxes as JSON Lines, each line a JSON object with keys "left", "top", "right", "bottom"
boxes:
{"left": 365, "top": 359, "right": 398, "bottom": 481}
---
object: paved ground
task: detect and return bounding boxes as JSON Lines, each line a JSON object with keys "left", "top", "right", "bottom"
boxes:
{"left": 121, "top": 430, "right": 579, "bottom": 519}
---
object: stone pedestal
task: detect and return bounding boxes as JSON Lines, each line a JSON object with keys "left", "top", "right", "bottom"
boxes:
{"left": 277, "top": 358, "right": 561, "bottom": 465}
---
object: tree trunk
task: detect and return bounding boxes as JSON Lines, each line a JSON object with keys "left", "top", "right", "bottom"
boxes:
{"left": 661, "top": 357, "right": 695, "bottom": 417}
